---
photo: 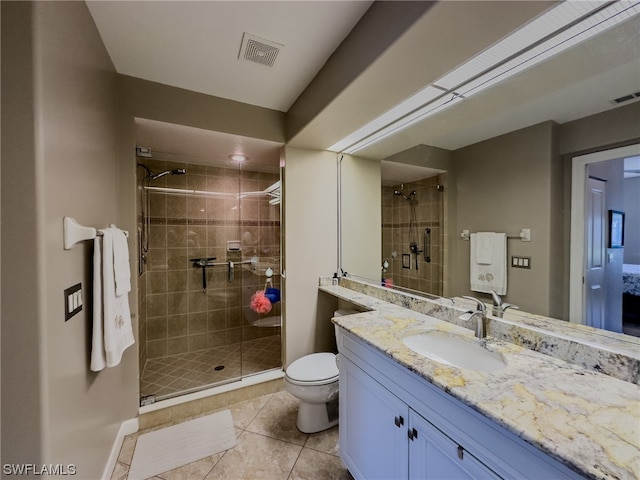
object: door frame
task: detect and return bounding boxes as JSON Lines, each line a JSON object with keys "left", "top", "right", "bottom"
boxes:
{"left": 569, "top": 143, "right": 640, "bottom": 324}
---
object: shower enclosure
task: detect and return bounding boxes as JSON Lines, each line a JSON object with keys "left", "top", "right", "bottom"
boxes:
{"left": 136, "top": 157, "right": 282, "bottom": 404}
{"left": 381, "top": 174, "right": 446, "bottom": 296}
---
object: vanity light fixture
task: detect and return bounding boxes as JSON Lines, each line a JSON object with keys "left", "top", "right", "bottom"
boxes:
{"left": 329, "top": 0, "right": 640, "bottom": 155}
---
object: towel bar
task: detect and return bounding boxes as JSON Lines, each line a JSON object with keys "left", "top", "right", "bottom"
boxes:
{"left": 64, "top": 217, "right": 129, "bottom": 250}
{"left": 461, "top": 229, "right": 531, "bottom": 242}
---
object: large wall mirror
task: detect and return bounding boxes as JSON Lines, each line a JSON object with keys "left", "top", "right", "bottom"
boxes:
{"left": 338, "top": 6, "right": 640, "bottom": 340}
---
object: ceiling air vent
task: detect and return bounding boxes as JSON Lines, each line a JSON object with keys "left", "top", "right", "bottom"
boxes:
{"left": 610, "top": 92, "right": 640, "bottom": 105}
{"left": 238, "top": 33, "right": 283, "bottom": 68}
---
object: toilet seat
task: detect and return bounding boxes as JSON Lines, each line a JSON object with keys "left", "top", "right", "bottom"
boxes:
{"left": 286, "top": 353, "right": 338, "bottom": 385}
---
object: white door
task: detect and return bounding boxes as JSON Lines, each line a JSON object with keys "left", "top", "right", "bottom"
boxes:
{"left": 584, "top": 176, "right": 606, "bottom": 329}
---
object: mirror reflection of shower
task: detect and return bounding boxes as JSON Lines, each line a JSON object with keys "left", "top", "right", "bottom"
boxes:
{"left": 382, "top": 175, "right": 446, "bottom": 296}
{"left": 137, "top": 155, "right": 187, "bottom": 271}
{"left": 394, "top": 186, "right": 422, "bottom": 268}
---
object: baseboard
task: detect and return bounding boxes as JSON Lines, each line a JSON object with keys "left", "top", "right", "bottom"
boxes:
{"left": 102, "top": 417, "right": 139, "bottom": 480}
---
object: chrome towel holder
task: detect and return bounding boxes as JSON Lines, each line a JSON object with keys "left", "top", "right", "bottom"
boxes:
{"left": 460, "top": 228, "right": 531, "bottom": 242}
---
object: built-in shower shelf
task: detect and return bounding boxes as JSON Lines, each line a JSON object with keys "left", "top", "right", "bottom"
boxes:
{"left": 227, "top": 240, "right": 241, "bottom": 251}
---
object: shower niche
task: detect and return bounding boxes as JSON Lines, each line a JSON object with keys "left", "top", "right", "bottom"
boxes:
{"left": 136, "top": 152, "right": 282, "bottom": 404}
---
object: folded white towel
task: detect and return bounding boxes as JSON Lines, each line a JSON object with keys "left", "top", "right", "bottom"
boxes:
{"left": 91, "top": 228, "right": 135, "bottom": 372}
{"left": 475, "top": 232, "right": 495, "bottom": 265}
{"left": 470, "top": 232, "right": 507, "bottom": 295}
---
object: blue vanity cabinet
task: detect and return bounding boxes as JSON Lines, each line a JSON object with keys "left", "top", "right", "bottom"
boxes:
{"left": 339, "top": 354, "right": 409, "bottom": 480}
{"left": 340, "top": 354, "right": 499, "bottom": 480}
{"left": 336, "top": 327, "right": 584, "bottom": 480}
{"left": 408, "top": 410, "right": 499, "bottom": 479}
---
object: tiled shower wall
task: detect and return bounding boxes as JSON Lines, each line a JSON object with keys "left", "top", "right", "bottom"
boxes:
{"left": 137, "top": 159, "right": 281, "bottom": 366}
{"left": 381, "top": 174, "right": 447, "bottom": 296}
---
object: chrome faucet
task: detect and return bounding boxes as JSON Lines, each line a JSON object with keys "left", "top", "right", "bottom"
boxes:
{"left": 490, "top": 290, "right": 519, "bottom": 317}
{"left": 460, "top": 296, "right": 487, "bottom": 338}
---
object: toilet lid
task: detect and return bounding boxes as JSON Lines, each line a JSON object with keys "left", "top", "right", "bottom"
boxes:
{"left": 287, "top": 353, "right": 338, "bottom": 382}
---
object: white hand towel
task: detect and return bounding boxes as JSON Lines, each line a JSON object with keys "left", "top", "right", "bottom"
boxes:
{"left": 113, "top": 228, "right": 131, "bottom": 296}
{"left": 475, "top": 232, "right": 495, "bottom": 265}
{"left": 91, "top": 235, "right": 106, "bottom": 371}
{"left": 91, "top": 229, "right": 135, "bottom": 372}
{"left": 470, "top": 232, "right": 507, "bottom": 295}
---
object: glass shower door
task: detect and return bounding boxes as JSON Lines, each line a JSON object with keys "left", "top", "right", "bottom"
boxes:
{"left": 138, "top": 158, "right": 281, "bottom": 404}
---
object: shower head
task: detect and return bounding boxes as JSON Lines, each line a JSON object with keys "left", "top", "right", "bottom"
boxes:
{"left": 149, "top": 168, "right": 187, "bottom": 180}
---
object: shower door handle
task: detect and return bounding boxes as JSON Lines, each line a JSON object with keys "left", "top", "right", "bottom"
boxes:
{"left": 424, "top": 228, "right": 431, "bottom": 263}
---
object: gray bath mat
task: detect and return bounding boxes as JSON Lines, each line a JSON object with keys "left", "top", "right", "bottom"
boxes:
{"left": 128, "top": 409, "right": 236, "bottom": 479}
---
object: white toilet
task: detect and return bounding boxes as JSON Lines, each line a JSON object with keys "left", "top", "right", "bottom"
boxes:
{"left": 284, "top": 309, "right": 359, "bottom": 433}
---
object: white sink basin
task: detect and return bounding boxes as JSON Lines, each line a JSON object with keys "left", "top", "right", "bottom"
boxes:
{"left": 402, "top": 331, "right": 507, "bottom": 372}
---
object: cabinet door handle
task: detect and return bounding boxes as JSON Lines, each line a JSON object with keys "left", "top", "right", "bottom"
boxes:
{"left": 408, "top": 427, "right": 418, "bottom": 441}
{"left": 457, "top": 445, "right": 464, "bottom": 460}
{"left": 394, "top": 416, "right": 404, "bottom": 427}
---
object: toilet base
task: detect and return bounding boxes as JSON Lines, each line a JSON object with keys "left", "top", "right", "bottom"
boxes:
{"left": 296, "top": 398, "right": 339, "bottom": 433}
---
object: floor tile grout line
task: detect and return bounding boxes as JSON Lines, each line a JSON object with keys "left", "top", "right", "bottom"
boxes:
{"left": 286, "top": 445, "right": 306, "bottom": 480}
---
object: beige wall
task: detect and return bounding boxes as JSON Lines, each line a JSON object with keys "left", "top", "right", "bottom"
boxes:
{"left": 340, "top": 155, "right": 381, "bottom": 281}
{"left": 119, "top": 75, "right": 286, "bottom": 145}
{"left": 283, "top": 147, "right": 338, "bottom": 365}
{"left": 1, "top": 1, "right": 44, "bottom": 466}
{"left": 2, "top": 1, "right": 137, "bottom": 476}
{"left": 558, "top": 102, "right": 640, "bottom": 156}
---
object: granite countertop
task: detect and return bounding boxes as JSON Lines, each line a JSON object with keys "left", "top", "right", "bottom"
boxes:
{"left": 320, "top": 284, "right": 640, "bottom": 480}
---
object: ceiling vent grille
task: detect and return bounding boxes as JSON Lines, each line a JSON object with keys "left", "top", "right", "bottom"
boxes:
{"left": 238, "top": 33, "right": 283, "bottom": 68}
{"left": 610, "top": 92, "right": 640, "bottom": 105}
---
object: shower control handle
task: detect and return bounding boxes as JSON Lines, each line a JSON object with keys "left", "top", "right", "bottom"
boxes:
{"left": 190, "top": 257, "right": 217, "bottom": 292}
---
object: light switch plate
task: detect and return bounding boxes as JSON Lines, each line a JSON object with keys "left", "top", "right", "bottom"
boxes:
{"left": 64, "top": 283, "right": 82, "bottom": 321}
{"left": 511, "top": 256, "right": 531, "bottom": 269}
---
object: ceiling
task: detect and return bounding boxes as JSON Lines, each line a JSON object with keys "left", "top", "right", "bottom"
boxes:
{"left": 87, "top": 1, "right": 640, "bottom": 182}
{"left": 135, "top": 118, "right": 283, "bottom": 174}
{"left": 87, "top": 1, "right": 371, "bottom": 112}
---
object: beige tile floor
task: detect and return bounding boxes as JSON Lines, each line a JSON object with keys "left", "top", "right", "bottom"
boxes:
{"left": 111, "top": 390, "right": 353, "bottom": 480}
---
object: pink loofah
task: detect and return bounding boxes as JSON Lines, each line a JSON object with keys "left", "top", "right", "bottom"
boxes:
{"left": 250, "top": 290, "right": 272, "bottom": 314}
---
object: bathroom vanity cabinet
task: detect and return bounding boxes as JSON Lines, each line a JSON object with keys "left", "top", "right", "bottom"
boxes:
{"left": 337, "top": 328, "right": 583, "bottom": 480}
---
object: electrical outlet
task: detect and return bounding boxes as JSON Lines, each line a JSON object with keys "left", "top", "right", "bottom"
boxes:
{"left": 64, "top": 283, "right": 82, "bottom": 321}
